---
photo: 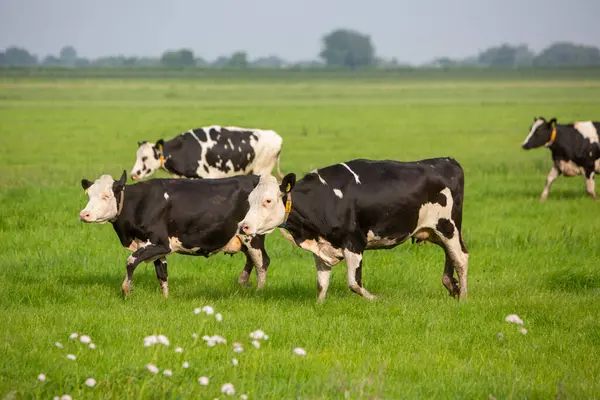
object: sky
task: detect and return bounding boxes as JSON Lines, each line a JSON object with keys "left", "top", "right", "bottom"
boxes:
{"left": 1, "top": 0, "right": 599, "bottom": 64}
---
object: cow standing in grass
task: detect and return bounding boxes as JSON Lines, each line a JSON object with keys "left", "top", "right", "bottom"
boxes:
{"left": 79, "top": 171, "right": 270, "bottom": 297}
{"left": 131, "top": 126, "right": 283, "bottom": 181}
{"left": 522, "top": 117, "right": 600, "bottom": 200}
{"left": 237, "top": 158, "right": 469, "bottom": 302}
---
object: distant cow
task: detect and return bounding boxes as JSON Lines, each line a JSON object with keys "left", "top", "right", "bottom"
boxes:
{"left": 130, "top": 126, "right": 283, "bottom": 181}
{"left": 79, "top": 171, "right": 270, "bottom": 297}
{"left": 522, "top": 117, "right": 600, "bottom": 200}
{"left": 237, "top": 158, "right": 469, "bottom": 302}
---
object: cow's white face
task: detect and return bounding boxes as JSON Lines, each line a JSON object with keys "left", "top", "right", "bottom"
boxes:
{"left": 238, "top": 174, "right": 296, "bottom": 236}
{"left": 522, "top": 117, "right": 553, "bottom": 149}
{"left": 131, "top": 142, "right": 161, "bottom": 181}
{"left": 80, "top": 175, "right": 118, "bottom": 223}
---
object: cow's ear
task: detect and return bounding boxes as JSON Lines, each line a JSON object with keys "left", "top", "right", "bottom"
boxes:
{"left": 280, "top": 173, "right": 296, "bottom": 194}
{"left": 156, "top": 139, "right": 164, "bottom": 153}
{"left": 113, "top": 170, "right": 127, "bottom": 191}
{"left": 549, "top": 118, "right": 557, "bottom": 127}
{"left": 81, "top": 179, "right": 93, "bottom": 192}
{"left": 137, "top": 141, "right": 142, "bottom": 147}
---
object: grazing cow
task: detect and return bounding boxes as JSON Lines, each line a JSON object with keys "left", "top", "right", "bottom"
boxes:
{"left": 79, "top": 171, "right": 270, "bottom": 297}
{"left": 130, "top": 126, "right": 283, "bottom": 181}
{"left": 237, "top": 158, "right": 469, "bottom": 302}
{"left": 522, "top": 117, "right": 600, "bottom": 200}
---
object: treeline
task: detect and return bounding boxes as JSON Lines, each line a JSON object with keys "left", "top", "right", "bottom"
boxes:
{"left": 1, "top": 29, "right": 600, "bottom": 69}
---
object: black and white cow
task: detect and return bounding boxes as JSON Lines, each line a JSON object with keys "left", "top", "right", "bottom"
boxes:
{"left": 237, "top": 158, "right": 469, "bottom": 302}
{"left": 522, "top": 117, "right": 600, "bottom": 200}
{"left": 79, "top": 171, "right": 271, "bottom": 297}
{"left": 130, "top": 126, "right": 283, "bottom": 181}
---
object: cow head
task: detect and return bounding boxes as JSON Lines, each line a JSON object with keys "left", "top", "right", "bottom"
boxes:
{"left": 130, "top": 140, "right": 164, "bottom": 180}
{"left": 238, "top": 173, "right": 296, "bottom": 236}
{"left": 522, "top": 117, "right": 557, "bottom": 149}
{"left": 80, "top": 170, "right": 127, "bottom": 223}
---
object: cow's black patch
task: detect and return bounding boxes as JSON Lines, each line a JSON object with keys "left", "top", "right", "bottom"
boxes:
{"left": 436, "top": 218, "right": 455, "bottom": 239}
{"left": 431, "top": 190, "right": 447, "bottom": 207}
{"left": 202, "top": 128, "right": 256, "bottom": 173}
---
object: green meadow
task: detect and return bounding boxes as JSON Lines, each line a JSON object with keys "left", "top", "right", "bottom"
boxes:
{"left": 1, "top": 72, "right": 599, "bottom": 399}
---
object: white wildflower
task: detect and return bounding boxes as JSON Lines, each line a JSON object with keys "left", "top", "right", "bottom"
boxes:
{"left": 520, "top": 328, "right": 528, "bottom": 335}
{"left": 203, "top": 335, "right": 226, "bottom": 347}
{"left": 79, "top": 335, "right": 91, "bottom": 344}
{"left": 251, "top": 340, "right": 260, "bottom": 349}
{"left": 69, "top": 333, "right": 78, "bottom": 340}
{"left": 53, "top": 397, "right": 59, "bottom": 400}
{"left": 233, "top": 346, "right": 243, "bottom": 353}
{"left": 194, "top": 307, "right": 202, "bottom": 315}
{"left": 84, "top": 378, "right": 96, "bottom": 387}
{"left": 232, "top": 358, "right": 239, "bottom": 366}
{"left": 206, "top": 340, "right": 216, "bottom": 347}
{"left": 175, "top": 347, "right": 183, "bottom": 353}
{"left": 66, "top": 354, "right": 76, "bottom": 361}
{"left": 198, "top": 376, "right": 210, "bottom": 386}
{"left": 192, "top": 333, "right": 198, "bottom": 339}
{"left": 89, "top": 343, "right": 96, "bottom": 349}
{"left": 249, "top": 330, "right": 265, "bottom": 340}
{"left": 55, "top": 342, "right": 63, "bottom": 349}
{"left": 293, "top": 347, "right": 307, "bottom": 356}
{"left": 505, "top": 314, "right": 524, "bottom": 325}
{"left": 221, "top": 383, "right": 235, "bottom": 396}
{"left": 146, "top": 364, "right": 159, "bottom": 374}
{"left": 143, "top": 335, "right": 158, "bottom": 347}
{"left": 157, "top": 335, "right": 170, "bottom": 346}
{"left": 263, "top": 334, "right": 269, "bottom": 341}
{"left": 163, "top": 369, "right": 173, "bottom": 377}
{"left": 182, "top": 361, "right": 190, "bottom": 369}
{"left": 61, "top": 395, "right": 72, "bottom": 400}
{"left": 240, "top": 395, "right": 248, "bottom": 400}
{"left": 202, "top": 335, "right": 211, "bottom": 341}
{"left": 38, "top": 374, "right": 46, "bottom": 382}
{"left": 202, "top": 306, "right": 215, "bottom": 315}
{"left": 215, "top": 313, "right": 223, "bottom": 322}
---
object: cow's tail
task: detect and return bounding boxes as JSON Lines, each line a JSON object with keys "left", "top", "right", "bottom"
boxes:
{"left": 276, "top": 150, "right": 284, "bottom": 179}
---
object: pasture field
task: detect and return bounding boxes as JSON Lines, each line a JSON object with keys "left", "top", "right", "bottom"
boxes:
{"left": 1, "top": 73, "right": 600, "bottom": 399}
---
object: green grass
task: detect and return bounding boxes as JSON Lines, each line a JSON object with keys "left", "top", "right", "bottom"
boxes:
{"left": 1, "top": 75, "right": 600, "bottom": 399}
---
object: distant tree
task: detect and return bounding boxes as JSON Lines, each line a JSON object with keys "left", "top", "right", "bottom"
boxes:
{"left": 319, "top": 29, "right": 375, "bottom": 68}
{"left": 195, "top": 57, "right": 207, "bottom": 67}
{"left": 478, "top": 44, "right": 516, "bottom": 67}
{"left": 160, "top": 49, "right": 195, "bottom": 67}
{"left": 0, "top": 52, "right": 6, "bottom": 66}
{"left": 42, "top": 55, "right": 61, "bottom": 66}
{"left": 513, "top": 44, "right": 534, "bottom": 66}
{"left": 534, "top": 42, "right": 600, "bottom": 67}
{"left": 228, "top": 51, "right": 248, "bottom": 68}
{"left": 1, "top": 47, "right": 37, "bottom": 66}
{"left": 59, "top": 46, "right": 77, "bottom": 66}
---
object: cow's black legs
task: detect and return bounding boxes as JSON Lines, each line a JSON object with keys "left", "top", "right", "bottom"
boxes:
{"left": 154, "top": 257, "right": 169, "bottom": 297}
{"left": 314, "top": 255, "right": 332, "bottom": 303}
{"left": 343, "top": 249, "right": 376, "bottom": 300}
{"left": 540, "top": 166, "right": 561, "bottom": 201}
{"left": 584, "top": 170, "right": 597, "bottom": 200}
{"left": 122, "top": 243, "right": 169, "bottom": 297}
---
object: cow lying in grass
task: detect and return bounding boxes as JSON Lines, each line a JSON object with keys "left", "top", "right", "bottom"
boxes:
{"left": 79, "top": 171, "right": 270, "bottom": 297}
{"left": 238, "top": 158, "right": 469, "bottom": 302}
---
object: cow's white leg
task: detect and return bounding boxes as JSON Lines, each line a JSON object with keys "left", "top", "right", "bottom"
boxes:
{"left": 314, "top": 255, "right": 332, "bottom": 303}
{"left": 344, "top": 249, "right": 376, "bottom": 300}
{"left": 442, "top": 252, "right": 460, "bottom": 298}
{"left": 154, "top": 257, "right": 169, "bottom": 297}
{"left": 122, "top": 262, "right": 135, "bottom": 297}
{"left": 585, "top": 172, "right": 597, "bottom": 199}
{"left": 540, "top": 166, "right": 560, "bottom": 201}
{"left": 436, "top": 227, "right": 469, "bottom": 301}
{"left": 238, "top": 253, "right": 253, "bottom": 287}
{"left": 245, "top": 235, "right": 270, "bottom": 289}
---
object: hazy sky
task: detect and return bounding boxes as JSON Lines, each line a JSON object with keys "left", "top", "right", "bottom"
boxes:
{"left": 1, "top": 0, "right": 599, "bottom": 64}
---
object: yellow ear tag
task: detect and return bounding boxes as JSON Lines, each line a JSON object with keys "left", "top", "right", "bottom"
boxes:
{"left": 285, "top": 199, "right": 292, "bottom": 213}
{"left": 286, "top": 183, "right": 291, "bottom": 192}
{"left": 159, "top": 155, "right": 165, "bottom": 165}
{"left": 85, "top": 189, "right": 88, "bottom": 194}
